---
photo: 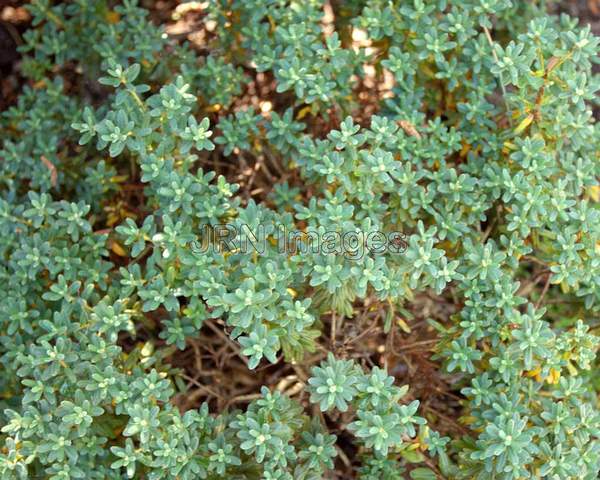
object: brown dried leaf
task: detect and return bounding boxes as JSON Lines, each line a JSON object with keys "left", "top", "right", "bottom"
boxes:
{"left": 545, "top": 56, "right": 560, "bottom": 74}
{"left": 398, "top": 120, "right": 422, "bottom": 139}
{"left": 40, "top": 155, "right": 57, "bottom": 187}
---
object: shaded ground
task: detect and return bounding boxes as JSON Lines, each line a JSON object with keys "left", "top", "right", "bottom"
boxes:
{"left": 0, "top": 3, "right": 28, "bottom": 111}
{"left": 554, "top": 0, "right": 600, "bottom": 36}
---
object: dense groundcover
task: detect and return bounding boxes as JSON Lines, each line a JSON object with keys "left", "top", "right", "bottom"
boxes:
{"left": 1, "top": 1, "right": 599, "bottom": 478}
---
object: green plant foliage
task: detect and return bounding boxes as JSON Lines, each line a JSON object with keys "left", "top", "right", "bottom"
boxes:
{"left": 1, "top": 0, "right": 599, "bottom": 479}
